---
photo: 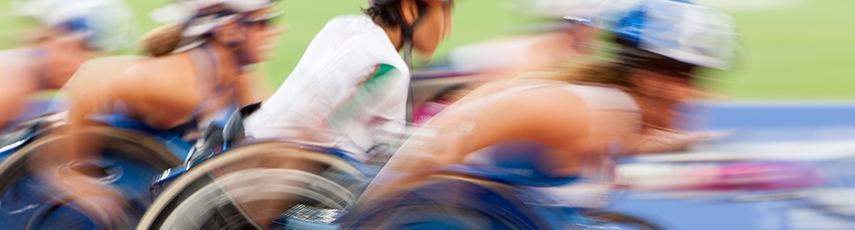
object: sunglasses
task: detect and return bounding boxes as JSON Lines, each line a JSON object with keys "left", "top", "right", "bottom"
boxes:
{"left": 242, "top": 9, "right": 284, "bottom": 27}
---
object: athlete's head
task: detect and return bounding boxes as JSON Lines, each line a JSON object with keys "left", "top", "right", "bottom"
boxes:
{"left": 209, "top": 7, "right": 284, "bottom": 64}
{"left": 551, "top": 0, "right": 738, "bottom": 126}
{"left": 366, "top": 0, "right": 453, "bottom": 61}
{"left": 13, "top": 0, "right": 136, "bottom": 86}
{"left": 14, "top": 0, "right": 136, "bottom": 51}
{"left": 145, "top": 0, "right": 283, "bottom": 64}
{"left": 581, "top": 0, "right": 738, "bottom": 101}
{"left": 631, "top": 2, "right": 736, "bottom": 102}
{"left": 619, "top": 0, "right": 737, "bottom": 127}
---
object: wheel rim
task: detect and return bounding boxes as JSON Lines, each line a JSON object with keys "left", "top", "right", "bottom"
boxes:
{"left": 0, "top": 126, "right": 182, "bottom": 229}
{"left": 138, "top": 142, "right": 368, "bottom": 230}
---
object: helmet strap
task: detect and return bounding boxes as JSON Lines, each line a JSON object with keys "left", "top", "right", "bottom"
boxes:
{"left": 403, "top": 36, "right": 415, "bottom": 124}
{"left": 220, "top": 23, "right": 254, "bottom": 72}
{"left": 399, "top": 15, "right": 420, "bottom": 70}
{"left": 399, "top": 13, "right": 422, "bottom": 124}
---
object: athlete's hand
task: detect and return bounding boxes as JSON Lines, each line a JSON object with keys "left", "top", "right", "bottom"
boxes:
{"left": 49, "top": 166, "right": 131, "bottom": 229}
{"left": 631, "top": 128, "right": 731, "bottom": 154}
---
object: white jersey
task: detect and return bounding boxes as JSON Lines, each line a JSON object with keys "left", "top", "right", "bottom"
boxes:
{"left": 244, "top": 15, "right": 410, "bottom": 162}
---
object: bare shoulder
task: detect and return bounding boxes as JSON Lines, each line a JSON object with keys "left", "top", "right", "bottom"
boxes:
{"left": 454, "top": 83, "right": 591, "bottom": 153}
{"left": 126, "top": 53, "right": 193, "bottom": 77}
{"left": 493, "top": 85, "right": 588, "bottom": 120}
{"left": 67, "top": 53, "right": 197, "bottom": 101}
{"left": 109, "top": 53, "right": 197, "bottom": 89}
{"left": 74, "top": 56, "right": 149, "bottom": 79}
{"left": 63, "top": 56, "right": 149, "bottom": 95}
{"left": 81, "top": 55, "right": 148, "bottom": 66}
{"left": 465, "top": 79, "right": 588, "bottom": 112}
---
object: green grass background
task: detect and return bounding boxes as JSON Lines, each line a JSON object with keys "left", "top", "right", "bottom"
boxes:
{"left": 1, "top": 0, "right": 853, "bottom": 100}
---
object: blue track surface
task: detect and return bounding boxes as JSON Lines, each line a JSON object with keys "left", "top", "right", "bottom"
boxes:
{"left": 611, "top": 101, "right": 855, "bottom": 230}
{"left": 679, "top": 102, "right": 855, "bottom": 130}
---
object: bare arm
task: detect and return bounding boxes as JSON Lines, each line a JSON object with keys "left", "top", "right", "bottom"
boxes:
{"left": 61, "top": 56, "right": 148, "bottom": 99}
{"left": 0, "top": 87, "right": 34, "bottom": 130}
{"left": 235, "top": 72, "right": 272, "bottom": 106}
{"left": 0, "top": 57, "right": 39, "bottom": 130}
{"left": 369, "top": 87, "right": 592, "bottom": 195}
{"left": 449, "top": 88, "right": 590, "bottom": 164}
{"left": 67, "top": 58, "right": 198, "bottom": 158}
{"left": 65, "top": 72, "right": 143, "bottom": 161}
{"left": 36, "top": 58, "right": 197, "bottom": 227}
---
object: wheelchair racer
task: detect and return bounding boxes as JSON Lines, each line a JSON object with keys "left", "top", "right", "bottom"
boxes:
{"left": 37, "top": 0, "right": 283, "bottom": 226}
{"left": 0, "top": 0, "right": 134, "bottom": 133}
{"left": 244, "top": 0, "right": 454, "bottom": 162}
{"left": 349, "top": 0, "right": 741, "bottom": 228}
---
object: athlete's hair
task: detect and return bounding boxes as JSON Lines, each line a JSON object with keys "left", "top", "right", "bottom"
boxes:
{"left": 522, "top": 58, "right": 634, "bottom": 90}
{"left": 363, "top": 0, "right": 431, "bottom": 28}
{"left": 141, "top": 1, "right": 276, "bottom": 57}
{"left": 140, "top": 23, "right": 186, "bottom": 56}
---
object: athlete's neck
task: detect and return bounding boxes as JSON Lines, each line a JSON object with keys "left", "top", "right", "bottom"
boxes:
{"left": 205, "top": 42, "right": 241, "bottom": 82}
{"left": 376, "top": 19, "right": 404, "bottom": 51}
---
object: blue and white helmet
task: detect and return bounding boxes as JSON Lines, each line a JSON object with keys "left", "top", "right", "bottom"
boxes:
{"left": 567, "top": 0, "right": 739, "bottom": 70}
{"left": 12, "top": 0, "right": 137, "bottom": 51}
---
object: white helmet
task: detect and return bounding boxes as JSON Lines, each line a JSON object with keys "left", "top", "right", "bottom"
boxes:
{"left": 12, "top": 0, "right": 137, "bottom": 51}
{"left": 569, "top": 0, "right": 739, "bottom": 70}
{"left": 150, "top": 0, "right": 277, "bottom": 53}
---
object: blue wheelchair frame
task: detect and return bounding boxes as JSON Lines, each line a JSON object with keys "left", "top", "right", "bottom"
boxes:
{"left": 339, "top": 164, "right": 629, "bottom": 230}
{"left": 0, "top": 112, "right": 199, "bottom": 229}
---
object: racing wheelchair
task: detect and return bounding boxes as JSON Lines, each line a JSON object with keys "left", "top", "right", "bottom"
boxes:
{"left": 0, "top": 113, "right": 186, "bottom": 229}
{"left": 136, "top": 103, "right": 379, "bottom": 229}
{"left": 337, "top": 164, "right": 668, "bottom": 230}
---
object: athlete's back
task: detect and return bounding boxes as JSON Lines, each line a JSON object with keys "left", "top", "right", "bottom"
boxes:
{"left": 245, "top": 15, "right": 411, "bottom": 162}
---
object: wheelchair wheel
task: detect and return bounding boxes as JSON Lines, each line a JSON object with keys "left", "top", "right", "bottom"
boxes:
{"left": 341, "top": 174, "right": 554, "bottom": 230}
{"left": 136, "top": 142, "right": 368, "bottom": 230}
{"left": 0, "top": 126, "right": 183, "bottom": 230}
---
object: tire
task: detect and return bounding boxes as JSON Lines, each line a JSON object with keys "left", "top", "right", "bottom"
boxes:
{"left": 582, "top": 212, "right": 666, "bottom": 230}
{"left": 0, "top": 126, "right": 183, "bottom": 230}
{"left": 136, "top": 142, "right": 368, "bottom": 230}
{"left": 341, "top": 174, "right": 552, "bottom": 230}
